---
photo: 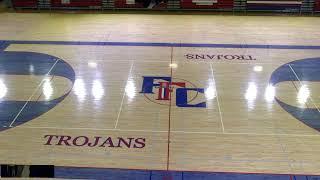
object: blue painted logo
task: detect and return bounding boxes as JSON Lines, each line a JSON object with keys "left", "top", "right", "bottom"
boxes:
{"left": 270, "top": 57, "right": 320, "bottom": 132}
{"left": 140, "top": 76, "right": 206, "bottom": 108}
{"left": 0, "top": 51, "right": 75, "bottom": 132}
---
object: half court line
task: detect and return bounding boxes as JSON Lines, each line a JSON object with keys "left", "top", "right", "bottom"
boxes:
{"left": 9, "top": 59, "right": 60, "bottom": 127}
{"left": 166, "top": 46, "right": 174, "bottom": 171}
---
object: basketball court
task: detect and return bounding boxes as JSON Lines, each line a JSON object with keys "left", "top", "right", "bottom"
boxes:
{"left": 1, "top": 13, "right": 320, "bottom": 178}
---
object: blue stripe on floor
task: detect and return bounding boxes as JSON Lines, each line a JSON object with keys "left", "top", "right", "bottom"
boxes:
{"left": 0, "top": 42, "right": 9, "bottom": 51}
{"left": 55, "top": 167, "right": 320, "bottom": 180}
{"left": 1, "top": 40, "right": 320, "bottom": 49}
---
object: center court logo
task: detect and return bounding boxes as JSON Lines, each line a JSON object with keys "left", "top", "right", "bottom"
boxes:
{"left": 140, "top": 76, "right": 206, "bottom": 108}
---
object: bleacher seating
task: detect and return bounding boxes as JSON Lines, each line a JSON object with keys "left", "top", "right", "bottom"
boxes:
{"left": 9, "top": 0, "right": 317, "bottom": 12}
{"left": 12, "top": 0, "right": 37, "bottom": 8}
{"left": 51, "top": 0, "right": 102, "bottom": 7}
{"left": 114, "top": 0, "right": 144, "bottom": 8}
{"left": 152, "top": 2, "right": 167, "bottom": 9}
{"left": 180, "top": 0, "right": 233, "bottom": 9}
{"left": 315, "top": 0, "right": 320, "bottom": 11}
{"left": 246, "top": 0, "right": 302, "bottom": 11}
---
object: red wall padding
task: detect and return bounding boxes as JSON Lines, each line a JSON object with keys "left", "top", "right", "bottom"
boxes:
{"left": 180, "top": 0, "right": 233, "bottom": 9}
{"left": 12, "top": 0, "right": 38, "bottom": 7}
{"left": 114, "top": 0, "right": 144, "bottom": 8}
{"left": 315, "top": 0, "right": 320, "bottom": 11}
{"left": 51, "top": 0, "right": 102, "bottom": 7}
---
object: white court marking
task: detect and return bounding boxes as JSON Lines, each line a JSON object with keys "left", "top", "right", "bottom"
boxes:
{"left": 114, "top": 61, "right": 134, "bottom": 129}
{"left": 9, "top": 59, "right": 60, "bottom": 127}
{"left": 19, "top": 126, "right": 320, "bottom": 137}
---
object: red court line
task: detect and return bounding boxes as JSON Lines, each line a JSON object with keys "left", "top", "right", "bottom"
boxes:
{"left": 166, "top": 46, "right": 174, "bottom": 172}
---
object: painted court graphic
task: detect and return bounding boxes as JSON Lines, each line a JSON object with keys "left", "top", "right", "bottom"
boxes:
{"left": 0, "top": 51, "right": 75, "bottom": 132}
{"left": 0, "top": 40, "right": 319, "bottom": 131}
{"left": 140, "top": 76, "right": 205, "bottom": 108}
{"left": 1, "top": 39, "right": 320, "bottom": 178}
{"left": 270, "top": 57, "right": 320, "bottom": 132}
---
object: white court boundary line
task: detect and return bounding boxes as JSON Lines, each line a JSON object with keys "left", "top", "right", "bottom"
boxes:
{"left": 9, "top": 59, "right": 60, "bottom": 127}
{"left": 114, "top": 62, "right": 134, "bottom": 129}
{"left": 288, "top": 64, "right": 320, "bottom": 113}
{"left": 210, "top": 63, "right": 225, "bottom": 133}
{"left": 19, "top": 126, "right": 320, "bottom": 137}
